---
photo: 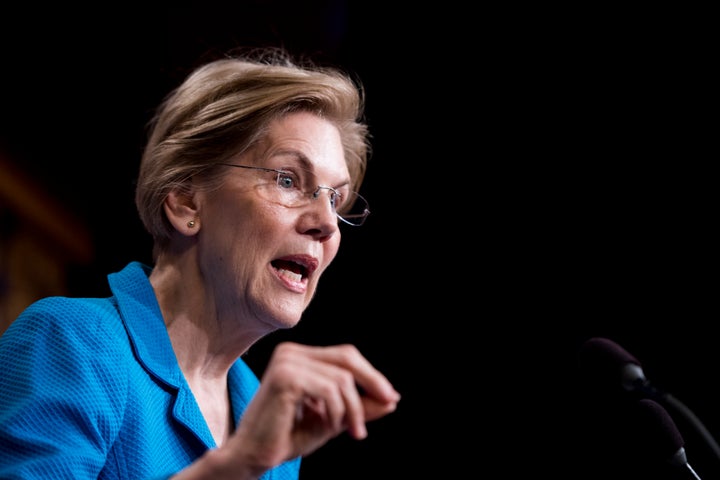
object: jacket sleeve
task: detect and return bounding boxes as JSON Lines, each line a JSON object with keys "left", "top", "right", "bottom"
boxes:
{"left": 0, "top": 296, "right": 127, "bottom": 479}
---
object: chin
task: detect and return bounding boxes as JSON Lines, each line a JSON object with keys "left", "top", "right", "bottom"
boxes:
{"left": 271, "top": 308, "right": 304, "bottom": 330}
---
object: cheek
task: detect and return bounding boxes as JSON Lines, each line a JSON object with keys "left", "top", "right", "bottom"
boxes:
{"left": 201, "top": 193, "right": 283, "bottom": 251}
{"left": 253, "top": 201, "right": 293, "bottom": 231}
{"left": 225, "top": 202, "right": 296, "bottom": 256}
{"left": 321, "top": 234, "right": 342, "bottom": 269}
{"left": 215, "top": 190, "right": 288, "bottom": 231}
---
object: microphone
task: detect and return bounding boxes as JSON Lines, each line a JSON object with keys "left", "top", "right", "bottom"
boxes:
{"left": 635, "top": 398, "right": 702, "bottom": 479}
{"left": 579, "top": 337, "right": 720, "bottom": 462}
{"left": 578, "top": 336, "right": 649, "bottom": 397}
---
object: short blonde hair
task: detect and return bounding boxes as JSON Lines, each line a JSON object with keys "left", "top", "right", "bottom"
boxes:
{"left": 135, "top": 47, "right": 370, "bottom": 253}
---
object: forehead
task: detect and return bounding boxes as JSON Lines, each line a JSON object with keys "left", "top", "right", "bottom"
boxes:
{"left": 260, "top": 112, "right": 349, "bottom": 177}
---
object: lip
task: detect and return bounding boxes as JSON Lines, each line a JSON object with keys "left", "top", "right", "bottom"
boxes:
{"left": 270, "top": 254, "right": 319, "bottom": 293}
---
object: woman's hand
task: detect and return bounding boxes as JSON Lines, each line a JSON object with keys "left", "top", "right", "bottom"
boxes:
{"left": 173, "top": 342, "right": 399, "bottom": 479}
{"left": 231, "top": 342, "right": 400, "bottom": 471}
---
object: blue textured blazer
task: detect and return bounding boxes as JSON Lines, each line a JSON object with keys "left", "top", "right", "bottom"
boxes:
{"left": 0, "top": 261, "right": 301, "bottom": 479}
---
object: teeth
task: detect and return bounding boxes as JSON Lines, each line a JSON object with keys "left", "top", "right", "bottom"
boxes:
{"left": 278, "top": 268, "right": 302, "bottom": 282}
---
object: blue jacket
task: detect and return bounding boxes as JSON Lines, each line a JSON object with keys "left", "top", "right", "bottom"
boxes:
{"left": 0, "top": 261, "right": 301, "bottom": 479}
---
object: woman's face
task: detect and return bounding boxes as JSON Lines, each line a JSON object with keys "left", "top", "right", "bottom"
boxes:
{"left": 197, "top": 111, "right": 348, "bottom": 332}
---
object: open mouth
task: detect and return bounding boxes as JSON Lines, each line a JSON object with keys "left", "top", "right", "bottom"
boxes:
{"left": 272, "top": 259, "right": 308, "bottom": 282}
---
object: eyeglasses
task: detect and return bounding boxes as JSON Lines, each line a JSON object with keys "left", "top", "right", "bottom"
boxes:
{"left": 216, "top": 163, "right": 370, "bottom": 226}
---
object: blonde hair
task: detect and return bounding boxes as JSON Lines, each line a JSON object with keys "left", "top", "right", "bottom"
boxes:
{"left": 135, "top": 47, "right": 370, "bottom": 254}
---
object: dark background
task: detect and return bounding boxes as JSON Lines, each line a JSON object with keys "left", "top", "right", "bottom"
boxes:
{"left": 1, "top": 3, "right": 717, "bottom": 478}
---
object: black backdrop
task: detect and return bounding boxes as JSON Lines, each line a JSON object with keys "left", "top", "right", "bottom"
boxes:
{"left": 1, "top": 3, "right": 717, "bottom": 479}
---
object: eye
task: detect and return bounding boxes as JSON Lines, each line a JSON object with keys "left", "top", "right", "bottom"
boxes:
{"left": 277, "top": 171, "right": 300, "bottom": 190}
{"left": 330, "top": 190, "right": 343, "bottom": 209}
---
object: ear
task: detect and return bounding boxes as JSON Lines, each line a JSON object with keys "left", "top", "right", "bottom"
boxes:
{"left": 164, "top": 187, "right": 200, "bottom": 236}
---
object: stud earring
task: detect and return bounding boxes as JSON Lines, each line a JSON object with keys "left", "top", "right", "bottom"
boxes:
{"left": 187, "top": 220, "right": 196, "bottom": 228}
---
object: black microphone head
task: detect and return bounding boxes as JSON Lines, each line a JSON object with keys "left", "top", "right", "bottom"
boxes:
{"left": 634, "top": 398, "right": 688, "bottom": 468}
{"left": 581, "top": 337, "right": 641, "bottom": 367}
{"left": 578, "top": 337, "right": 647, "bottom": 394}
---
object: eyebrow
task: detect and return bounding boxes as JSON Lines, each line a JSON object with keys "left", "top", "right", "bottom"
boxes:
{"left": 272, "top": 149, "right": 351, "bottom": 190}
{"left": 271, "top": 149, "right": 311, "bottom": 170}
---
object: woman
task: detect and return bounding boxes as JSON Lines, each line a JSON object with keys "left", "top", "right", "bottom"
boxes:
{"left": 0, "top": 47, "right": 400, "bottom": 479}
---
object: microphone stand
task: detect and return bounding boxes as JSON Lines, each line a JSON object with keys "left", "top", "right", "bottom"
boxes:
{"left": 663, "top": 392, "right": 720, "bottom": 462}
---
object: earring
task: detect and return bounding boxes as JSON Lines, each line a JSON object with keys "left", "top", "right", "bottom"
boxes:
{"left": 187, "top": 220, "right": 196, "bottom": 228}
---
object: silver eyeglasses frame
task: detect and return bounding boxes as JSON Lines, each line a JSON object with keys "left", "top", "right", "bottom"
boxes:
{"left": 216, "top": 163, "right": 370, "bottom": 226}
